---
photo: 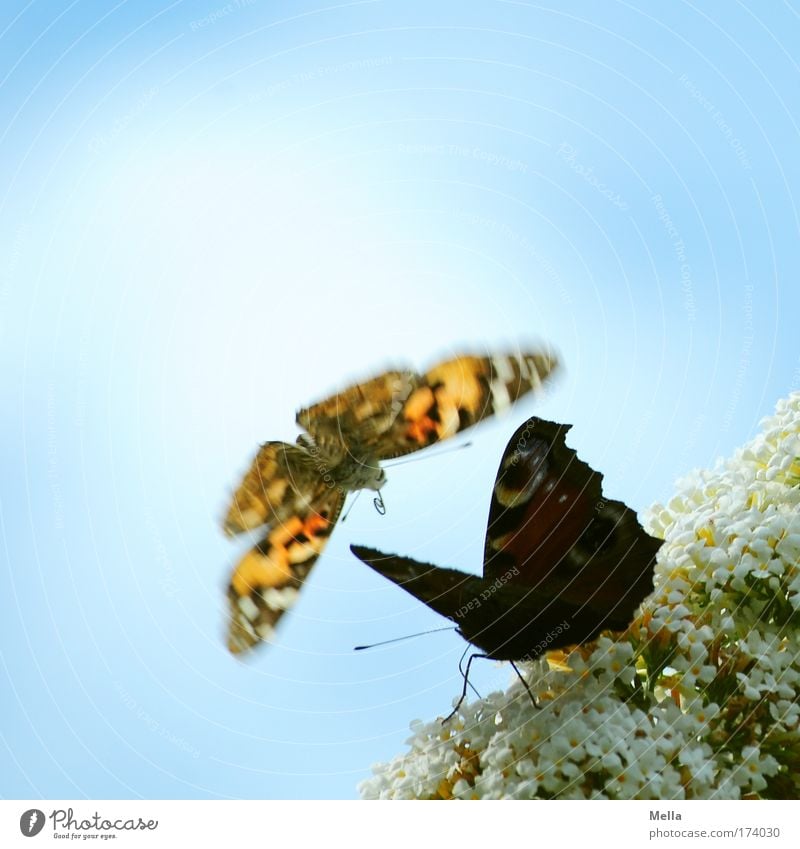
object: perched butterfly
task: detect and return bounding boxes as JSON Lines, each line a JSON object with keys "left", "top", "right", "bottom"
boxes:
{"left": 223, "top": 350, "right": 558, "bottom": 653}
{"left": 351, "top": 416, "right": 661, "bottom": 708}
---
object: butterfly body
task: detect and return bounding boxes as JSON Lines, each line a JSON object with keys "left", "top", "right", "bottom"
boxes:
{"left": 223, "top": 351, "right": 558, "bottom": 654}
{"left": 351, "top": 417, "right": 661, "bottom": 663}
{"left": 298, "top": 432, "right": 386, "bottom": 493}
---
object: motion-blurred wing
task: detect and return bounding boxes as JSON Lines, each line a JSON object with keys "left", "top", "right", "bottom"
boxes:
{"left": 297, "top": 369, "right": 421, "bottom": 449}
{"left": 227, "top": 488, "right": 345, "bottom": 654}
{"left": 372, "top": 350, "right": 559, "bottom": 460}
{"left": 223, "top": 441, "right": 325, "bottom": 536}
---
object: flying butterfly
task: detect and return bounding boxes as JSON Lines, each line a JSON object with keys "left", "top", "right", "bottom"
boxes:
{"left": 222, "top": 349, "right": 558, "bottom": 653}
{"left": 351, "top": 416, "right": 661, "bottom": 710}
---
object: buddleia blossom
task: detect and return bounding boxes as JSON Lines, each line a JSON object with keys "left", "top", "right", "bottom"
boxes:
{"left": 359, "top": 392, "right": 800, "bottom": 800}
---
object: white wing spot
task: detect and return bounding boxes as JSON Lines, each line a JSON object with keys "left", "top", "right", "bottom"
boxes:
{"left": 262, "top": 586, "right": 300, "bottom": 611}
{"left": 238, "top": 596, "right": 260, "bottom": 622}
{"left": 520, "top": 356, "right": 543, "bottom": 387}
{"left": 492, "top": 355, "right": 515, "bottom": 385}
{"left": 489, "top": 378, "right": 512, "bottom": 413}
{"left": 256, "top": 623, "right": 276, "bottom": 640}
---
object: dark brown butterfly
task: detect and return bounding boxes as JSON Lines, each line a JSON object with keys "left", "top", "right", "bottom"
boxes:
{"left": 351, "top": 417, "right": 661, "bottom": 711}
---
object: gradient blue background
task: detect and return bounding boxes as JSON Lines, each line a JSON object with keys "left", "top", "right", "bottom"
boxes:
{"left": 1, "top": 1, "right": 798, "bottom": 799}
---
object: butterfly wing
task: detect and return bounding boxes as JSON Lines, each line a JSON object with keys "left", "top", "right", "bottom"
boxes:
{"left": 350, "top": 415, "right": 661, "bottom": 661}
{"left": 223, "top": 441, "right": 346, "bottom": 654}
{"left": 483, "top": 417, "right": 660, "bottom": 628}
{"left": 297, "top": 350, "right": 558, "bottom": 461}
{"left": 296, "top": 370, "right": 421, "bottom": 449}
{"left": 349, "top": 545, "right": 586, "bottom": 660}
{"left": 227, "top": 486, "right": 345, "bottom": 653}
{"left": 371, "top": 350, "right": 559, "bottom": 460}
{"left": 223, "top": 441, "right": 331, "bottom": 536}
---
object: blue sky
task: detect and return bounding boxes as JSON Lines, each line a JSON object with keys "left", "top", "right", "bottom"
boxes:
{"left": 1, "top": 0, "right": 799, "bottom": 800}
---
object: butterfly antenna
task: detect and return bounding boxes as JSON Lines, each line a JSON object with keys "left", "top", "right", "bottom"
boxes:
{"left": 354, "top": 625, "right": 455, "bottom": 651}
{"left": 383, "top": 441, "right": 473, "bottom": 468}
{"left": 340, "top": 490, "right": 363, "bottom": 524}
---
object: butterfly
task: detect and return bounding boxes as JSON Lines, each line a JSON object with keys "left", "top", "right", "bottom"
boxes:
{"left": 223, "top": 350, "right": 558, "bottom": 654}
{"left": 351, "top": 416, "right": 662, "bottom": 709}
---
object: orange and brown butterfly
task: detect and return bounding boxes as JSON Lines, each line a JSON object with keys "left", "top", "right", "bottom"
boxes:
{"left": 222, "top": 350, "right": 559, "bottom": 654}
{"left": 351, "top": 416, "right": 661, "bottom": 704}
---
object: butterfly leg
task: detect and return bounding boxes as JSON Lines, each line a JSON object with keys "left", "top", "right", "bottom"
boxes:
{"left": 443, "top": 652, "right": 488, "bottom": 724}
{"left": 457, "top": 645, "right": 483, "bottom": 701}
{"left": 509, "top": 661, "right": 539, "bottom": 709}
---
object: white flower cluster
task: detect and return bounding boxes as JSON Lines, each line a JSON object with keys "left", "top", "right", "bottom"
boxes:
{"left": 360, "top": 393, "right": 800, "bottom": 799}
